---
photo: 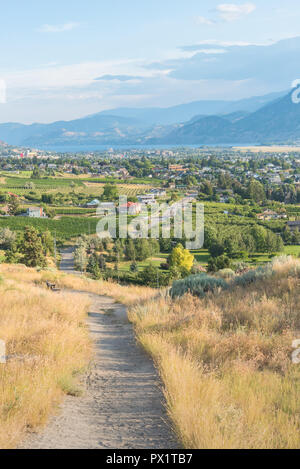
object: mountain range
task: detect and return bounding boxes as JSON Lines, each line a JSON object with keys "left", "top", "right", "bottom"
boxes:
{"left": 1, "top": 89, "right": 300, "bottom": 148}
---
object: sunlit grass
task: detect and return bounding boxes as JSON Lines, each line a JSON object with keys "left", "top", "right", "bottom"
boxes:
{"left": 0, "top": 266, "right": 91, "bottom": 449}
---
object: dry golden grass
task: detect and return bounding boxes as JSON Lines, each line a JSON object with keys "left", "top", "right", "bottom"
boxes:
{"left": 1, "top": 259, "right": 299, "bottom": 449}
{"left": 0, "top": 265, "right": 91, "bottom": 449}
{"left": 128, "top": 258, "right": 300, "bottom": 449}
{"left": 0, "top": 264, "right": 157, "bottom": 306}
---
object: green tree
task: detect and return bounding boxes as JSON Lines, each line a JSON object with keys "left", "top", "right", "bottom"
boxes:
{"left": 251, "top": 225, "right": 267, "bottom": 252}
{"left": 138, "top": 264, "right": 168, "bottom": 287}
{"left": 41, "top": 230, "right": 54, "bottom": 256}
{"left": 114, "top": 239, "right": 124, "bottom": 261}
{"left": 7, "top": 195, "right": 20, "bottom": 216}
{"left": 87, "top": 254, "right": 101, "bottom": 279}
{"left": 19, "top": 226, "right": 46, "bottom": 267}
{"left": 207, "top": 254, "right": 231, "bottom": 273}
{"left": 248, "top": 179, "right": 266, "bottom": 203}
{"left": 125, "top": 239, "right": 136, "bottom": 261}
{"left": 4, "top": 243, "right": 19, "bottom": 264}
{"left": 0, "top": 228, "right": 16, "bottom": 249}
{"left": 209, "top": 240, "right": 225, "bottom": 258}
{"left": 74, "top": 246, "right": 88, "bottom": 272}
{"left": 102, "top": 184, "right": 118, "bottom": 200}
{"left": 159, "top": 238, "right": 172, "bottom": 253}
{"left": 135, "top": 239, "right": 150, "bottom": 261}
{"left": 31, "top": 167, "right": 41, "bottom": 179}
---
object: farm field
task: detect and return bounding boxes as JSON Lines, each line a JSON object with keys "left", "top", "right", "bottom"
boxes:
{"left": 0, "top": 216, "right": 99, "bottom": 241}
{"left": 234, "top": 145, "right": 300, "bottom": 153}
{"left": 0, "top": 174, "right": 153, "bottom": 198}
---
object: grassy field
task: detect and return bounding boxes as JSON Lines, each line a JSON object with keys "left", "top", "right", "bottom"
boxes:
{"left": 191, "top": 249, "right": 210, "bottom": 265}
{"left": 0, "top": 172, "right": 155, "bottom": 197}
{"left": 1, "top": 257, "right": 299, "bottom": 449}
{"left": 0, "top": 265, "right": 92, "bottom": 449}
{"left": 283, "top": 245, "right": 300, "bottom": 257}
{"left": 128, "top": 257, "right": 300, "bottom": 449}
{"left": 118, "top": 256, "right": 168, "bottom": 273}
{"left": 0, "top": 216, "right": 99, "bottom": 241}
{"left": 43, "top": 256, "right": 300, "bottom": 449}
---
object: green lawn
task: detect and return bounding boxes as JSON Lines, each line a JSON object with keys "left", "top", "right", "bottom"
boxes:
{"left": 118, "top": 257, "right": 166, "bottom": 273}
{"left": 191, "top": 249, "right": 210, "bottom": 266}
{"left": 283, "top": 245, "right": 300, "bottom": 257}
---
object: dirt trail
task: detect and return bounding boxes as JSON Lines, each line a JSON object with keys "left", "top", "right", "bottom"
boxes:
{"left": 22, "top": 249, "right": 178, "bottom": 449}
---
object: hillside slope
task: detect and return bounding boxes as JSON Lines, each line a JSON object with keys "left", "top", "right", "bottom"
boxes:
{"left": 129, "top": 257, "right": 300, "bottom": 449}
{"left": 0, "top": 265, "right": 91, "bottom": 449}
{"left": 160, "top": 91, "right": 300, "bottom": 144}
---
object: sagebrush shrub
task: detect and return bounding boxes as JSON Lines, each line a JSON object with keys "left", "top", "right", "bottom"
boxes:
{"left": 170, "top": 274, "right": 227, "bottom": 298}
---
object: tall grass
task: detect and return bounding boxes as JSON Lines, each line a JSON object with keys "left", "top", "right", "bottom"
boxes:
{"left": 0, "top": 266, "right": 91, "bottom": 449}
{"left": 0, "top": 264, "right": 157, "bottom": 306}
{"left": 129, "top": 258, "right": 300, "bottom": 449}
{"left": 1, "top": 259, "right": 299, "bottom": 448}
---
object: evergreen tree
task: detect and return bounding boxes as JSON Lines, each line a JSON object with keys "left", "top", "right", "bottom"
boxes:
{"left": 136, "top": 239, "right": 150, "bottom": 261}
{"left": 87, "top": 254, "right": 101, "bottom": 279}
{"left": 20, "top": 226, "right": 46, "bottom": 267}
{"left": 7, "top": 195, "right": 20, "bottom": 216}
{"left": 125, "top": 239, "right": 136, "bottom": 260}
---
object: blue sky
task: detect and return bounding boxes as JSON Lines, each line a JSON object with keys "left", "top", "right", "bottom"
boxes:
{"left": 1, "top": 1, "right": 300, "bottom": 123}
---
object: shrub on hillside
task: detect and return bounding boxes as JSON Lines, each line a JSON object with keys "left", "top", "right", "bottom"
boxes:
{"left": 170, "top": 274, "right": 227, "bottom": 299}
{"left": 207, "top": 254, "right": 231, "bottom": 273}
{"left": 215, "top": 268, "right": 235, "bottom": 279}
{"left": 233, "top": 263, "right": 274, "bottom": 287}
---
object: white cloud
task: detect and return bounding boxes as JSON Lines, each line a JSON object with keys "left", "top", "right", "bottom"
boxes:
{"left": 3, "top": 59, "right": 161, "bottom": 91}
{"left": 194, "top": 49, "right": 227, "bottom": 54}
{"left": 195, "top": 16, "right": 214, "bottom": 26}
{"left": 38, "top": 22, "right": 80, "bottom": 33}
{"left": 217, "top": 3, "right": 256, "bottom": 22}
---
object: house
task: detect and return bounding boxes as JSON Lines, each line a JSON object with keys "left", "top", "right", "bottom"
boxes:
{"left": 85, "top": 199, "right": 101, "bottom": 208}
{"left": 168, "top": 164, "right": 186, "bottom": 172}
{"left": 257, "top": 210, "right": 287, "bottom": 221}
{"left": 118, "top": 202, "right": 141, "bottom": 215}
{"left": 150, "top": 189, "right": 166, "bottom": 197}
{"left": 26, "top": 207, "right": 46, "bottom": 218}
{"left": 268, "top": 175, "right": 282, "bottom": 184}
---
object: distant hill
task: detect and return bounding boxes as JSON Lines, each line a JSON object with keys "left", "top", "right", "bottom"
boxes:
{"left": 0, "top": 91, "right": 287, "bottom": 147}
{"left": 157, "top": 91, "right": 300, "bottom": 144}
{"left": 96, "top": 91, "right": 285, "bottom": 125}
{"left": 0, "top": 115, "right": 146, "bottom": 147}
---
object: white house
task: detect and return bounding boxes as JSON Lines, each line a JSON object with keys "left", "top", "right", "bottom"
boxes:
{"left": 85, "top": 199, "right": 101, "bottom": 208}
{"left": 26, "top": 207, "right": 46, "bottom": 218}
